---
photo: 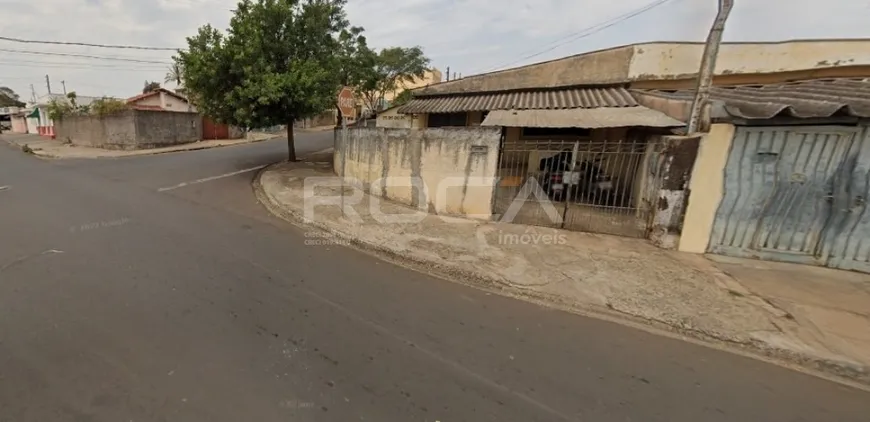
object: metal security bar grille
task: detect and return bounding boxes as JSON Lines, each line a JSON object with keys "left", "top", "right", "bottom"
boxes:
{"left": 493, "top": 134, "right": 655, "bottom": 238}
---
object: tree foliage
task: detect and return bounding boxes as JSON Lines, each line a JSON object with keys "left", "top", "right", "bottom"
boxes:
{"left": 90, "top": 97, "right": 129, "bottom": 116}
{"left": 143, "top": 81, "right": 161, "bottom": 93}
{"left": 165, "top": 63, "right": 184, "bottom": 86}
{"left": 47, "top": 92, "right": 126, "bottom": 120}
{"left": 175, "top": 0, "right": 353, "bottom": 160}
{"left": 0, "top": 86, "right": 25, "bottom": 107}
{"left": 392, "top": 89, "right": 413, "bottom": 108}
{"left": 358, "top": 46, "right": 430, "bottom": 114}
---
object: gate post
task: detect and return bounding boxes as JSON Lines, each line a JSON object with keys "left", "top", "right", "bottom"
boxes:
{"left": 649, "top": 135, "right": 701, "bottom": 249}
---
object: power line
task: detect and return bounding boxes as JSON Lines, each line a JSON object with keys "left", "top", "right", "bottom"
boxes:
{"left": 0, "top": 36, "right": 180, "bottom": 51}
{"left": 0, "top": 48, "right": 172, "bottom": 65}
{"left": 474, "top": 0, "right": 678, "bottom": 74}
{"left": 0, "top": 62, "right": 167, "bottom": 72}
{"left": 0, "top": 59, "right": 167, "bottom": 70}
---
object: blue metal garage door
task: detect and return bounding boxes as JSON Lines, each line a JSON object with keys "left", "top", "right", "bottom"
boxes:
{"left": 709, "top": 125, "right": 870, "bottom": 272}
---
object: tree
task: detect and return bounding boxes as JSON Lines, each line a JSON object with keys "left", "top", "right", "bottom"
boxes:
{"left": 334, "top": 26, "right": 374, "bottom": 124}
{"left": 175, "top": 0, "right": 352, "bottom": 161}
{"left": 143, "top": 81, "right": 161, "bottom": 93}
{"left": 0, "top": 86, "right": 25, "bottom": 107}
{"left": 392, "top": 89, "right": 413, "bottom": 108}
{"left": 358, "top": 46, "right": 430, "bottom": 115}
{"left": 165, "top": 63, "right": 184, "bottom": 86}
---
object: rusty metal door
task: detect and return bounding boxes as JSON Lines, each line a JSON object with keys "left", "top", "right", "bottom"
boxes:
{"left": 709, "top": 126, "right": 863, "bottom": 268}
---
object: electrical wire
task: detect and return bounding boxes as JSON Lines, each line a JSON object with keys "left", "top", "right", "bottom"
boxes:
{"left": 0, "top": 36, "right": 180, "bottom": 51}
{"left": 473, "top": 0, "right": 678, "bottom": 74}
{"left": 0, "top": 62, "right": 167, "bottom": 72}
{"left": 0, "top": 48, "right": 172, "bottom": 65}
{"left": 0, "top": 59, "right": 167, "bottom": 70}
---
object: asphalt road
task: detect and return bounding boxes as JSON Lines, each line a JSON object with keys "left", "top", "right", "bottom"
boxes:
{"left": 1, "top": 131, "right": 869, "bottom": 422}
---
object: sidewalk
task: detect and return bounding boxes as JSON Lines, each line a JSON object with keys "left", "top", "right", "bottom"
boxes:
{"left": 255, "top": 157, "right": 870, "bottom": 386}
{"left": 0, "top": 131, "right": 281, "bottom": 159}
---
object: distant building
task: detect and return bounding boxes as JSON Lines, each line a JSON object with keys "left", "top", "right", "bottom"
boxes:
{"left": 26, "top": 93, "right": 101, "bottom": 137}
{"left": 126, "top": 88, "right": 196, "bottom": 112}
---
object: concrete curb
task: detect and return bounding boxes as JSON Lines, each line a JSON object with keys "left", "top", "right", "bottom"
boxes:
{"left": 252, "top": 161, "right": 870, "bottom": 390}
{"left": 4, "top": 134, "right": 279, "bottom": 160}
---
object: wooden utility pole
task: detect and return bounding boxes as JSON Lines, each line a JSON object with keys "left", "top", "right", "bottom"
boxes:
{"left": 686, "top": 0, "right": 734, "bottom": 134}
{"left": 61, "top": 80, "right": 67, "bottom": 95}
{"left": 45, "top": 74, "right": 52, "bottom": 95}
{"left": 30, "top": 84, "right": 36, "bottom": 103}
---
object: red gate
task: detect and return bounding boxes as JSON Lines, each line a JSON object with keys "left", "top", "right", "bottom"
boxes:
{"left": 202, "top": 117, "right": 230, "bottom": 140}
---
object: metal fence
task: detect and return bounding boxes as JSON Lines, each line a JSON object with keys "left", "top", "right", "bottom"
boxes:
{"left": 492, "top": 136, "right": 657, "bottom": 238}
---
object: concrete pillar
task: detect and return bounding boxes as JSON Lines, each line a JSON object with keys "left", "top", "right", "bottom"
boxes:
{"left": 649, "top": 135, "right": 701, "bottom": 249}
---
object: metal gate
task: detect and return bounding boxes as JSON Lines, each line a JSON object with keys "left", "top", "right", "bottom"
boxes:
{"left": 709, "top": 125, "right": 870, "bottom": 272}
{"left": 492, "top": 136, "right": 654, "bottom": 237}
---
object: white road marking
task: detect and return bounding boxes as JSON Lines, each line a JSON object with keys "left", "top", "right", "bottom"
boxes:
{"left": 0, "top": 185, "right": 10, "bottom": 191}
{"left": 157, "top": 165, "right": 267, "bottom": 192}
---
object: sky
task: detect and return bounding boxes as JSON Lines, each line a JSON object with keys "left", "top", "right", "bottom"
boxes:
{"left": 0, "top": 0, "right": 869, "bottom": 102}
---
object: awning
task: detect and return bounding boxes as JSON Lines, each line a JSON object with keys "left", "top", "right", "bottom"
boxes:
{"left": 26, "top": 108, "right": 39, "bottom": 118}
{"left": 480, "top": 107, "right": 684, "bottom": 129}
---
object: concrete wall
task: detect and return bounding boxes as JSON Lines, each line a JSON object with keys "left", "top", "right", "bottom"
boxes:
{"left": 376, "top": 107, "right": 426, "bottom": 129}
{"left": 334, "top": 127, "right": 501, "bottom": 218}
{"left": 419, "top": 40, "right": 870, "bottom": 96}
{"left": 419, "top": 46, "right": 634, "bottom": 95}
{"left": 135, "top": 110, "right": 201, "bottom": 147}
{"left": 56, "top": 109, "right": 202, "bottom": 150}
{"left": 678, "top": 123, "right": 736, "bottom": 253}
{"left": 160, "top": 92, "right": 195, "bottom": 112}
{"left": 10, "top": 116, "right": 27, "bottom": 133}
{"left": 25, "top": 115, "right": 39, "bottom": 134}
{"left": 628, "top": 40, "right": 870, "bottom": 82}
{"left": 136, "top": 95, "right": 162, "bottom": 108}
{"left": 56, "top": 111, "right": 137, "bottom": 148}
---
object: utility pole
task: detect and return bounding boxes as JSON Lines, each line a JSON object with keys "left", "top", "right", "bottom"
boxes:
{"left": 446, "top": 66, "right": 450, "bottom": 81}
{"left": 30, "top": 84, "right": 36, "bottom": 103}
{"left": 686, "top": 0, "right": 734, "bottom": 134}
{"left": 61, "top": 80, "right": 67, "bottom": 95}
{"left": 45, "top": 74, "right": 52, "bottom": 95}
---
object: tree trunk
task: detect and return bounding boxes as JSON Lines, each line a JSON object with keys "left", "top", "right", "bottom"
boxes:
{"left": 286, "top": 121, "right": 297, "bottom": 162}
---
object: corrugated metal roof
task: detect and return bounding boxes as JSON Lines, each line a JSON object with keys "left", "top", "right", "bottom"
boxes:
{"left": 481, "top": 107, "right": 684, "bottom": 129}
{"left": 634, "top": 78, "right": 870, "bottom": 119}
{"left": 397, "top": 87, "right": 637, "bottom": 114}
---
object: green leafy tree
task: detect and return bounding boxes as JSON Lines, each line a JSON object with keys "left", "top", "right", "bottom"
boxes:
{"left": 143, "top": 81, "right": 161, "bottom": 93}
{"left": 333, "top": 26, "right": 373, "bottom": 123}
{"left": 90, "top": 97, "right": 129, "bottom": 116}
{"left": 175, "top": 0, "right": 352, "bottom": 161}
{"left": 358, "top": 46, "right": 430, "bottom": 115}
{"left": 391, "top": 89, "right": 413, "bottom": 108}
{"left": 0, "top": 86, "right": 25, "bottom": 107}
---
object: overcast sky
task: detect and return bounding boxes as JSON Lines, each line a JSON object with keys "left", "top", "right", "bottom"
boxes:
{"left": 0, "top": 0, "right": 868, "bottom": 101}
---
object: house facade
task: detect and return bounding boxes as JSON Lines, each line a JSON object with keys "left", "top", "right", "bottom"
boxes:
{"left": 126, "top": 88, "right": 196, "bottom": 112}
{"left": 386, "top": 39, "right": 870, "bottom": 251}
{"left": 27, "top": 94, "right": 100, "bottom": 138}
{"left": 634, "top": 79, "right": 870, "bottom": 272}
